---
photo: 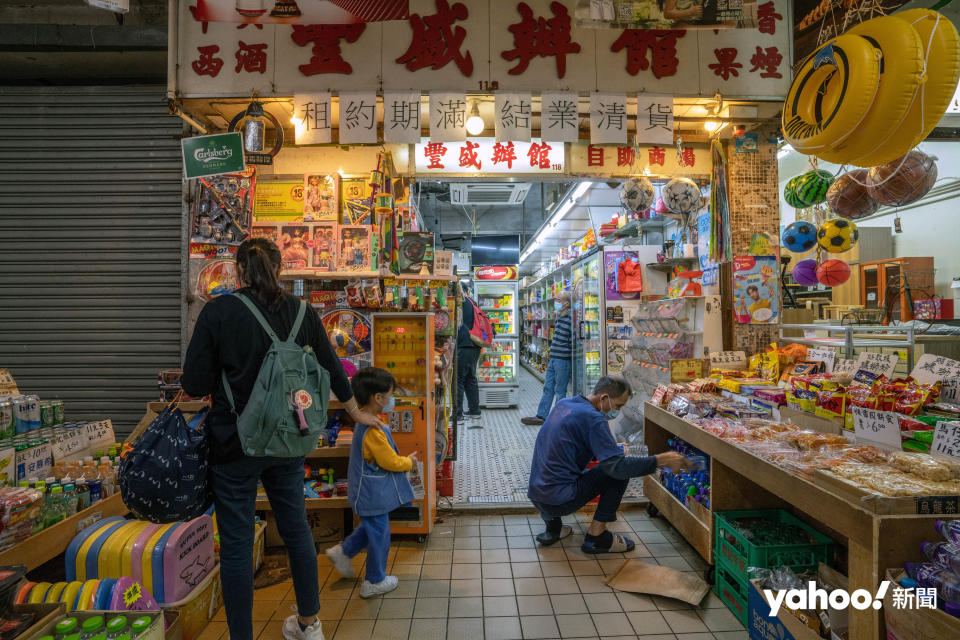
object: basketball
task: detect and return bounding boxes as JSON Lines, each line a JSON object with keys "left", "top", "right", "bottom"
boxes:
{"left": 826, "top": 170, "right": 880, "bottom": 220}
{"left": 866, "top": 150, "right": 938, "bottom": 206}
{"left": 620, "top": 177, "right": 656, "bottom": 213}
{"left": 792, "top": 258, "right": 820, "bottom": 286}
{"left": 817, "top": 259, "right": 852, "bottom": 286}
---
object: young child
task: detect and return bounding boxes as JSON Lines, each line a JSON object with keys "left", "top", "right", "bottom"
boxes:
{"left": 325, "top": 367, "right": 417, "bottom": 598}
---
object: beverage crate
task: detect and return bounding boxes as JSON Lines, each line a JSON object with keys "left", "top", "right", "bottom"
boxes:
{"left": 714, "top": 509, "right": 833, "bottom": 583}
{"left": 713, "top": 559, "right": 750, "bottom": 627}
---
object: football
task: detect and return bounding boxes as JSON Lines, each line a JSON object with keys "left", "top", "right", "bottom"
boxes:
{"left": 619, "top": 177, "right": 656, "bottom": 213}
{"left": 781, "top": 221, "right": 818, "bottom": 253}
{"left": 817, "top": 219, "right": 859, "bottom": 253}
{"left": 662, "top": 178, "right": 702, "bottom": 214}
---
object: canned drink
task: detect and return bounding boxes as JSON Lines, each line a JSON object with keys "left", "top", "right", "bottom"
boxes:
{"left": 39, "top": 402, "right": 55, "bottom": 429}
{"left": 0, "top": 401, "right": 13, "bottom": 439}
{"left": 52, "top": 400, "right": 64, "bottom": 424}
{"left": 11, "top": 397, "right": 30, "bottom": 434}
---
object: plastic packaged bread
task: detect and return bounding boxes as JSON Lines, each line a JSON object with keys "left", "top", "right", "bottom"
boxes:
{"left": 888, "top": 451, "right": 960, "bottom": 482}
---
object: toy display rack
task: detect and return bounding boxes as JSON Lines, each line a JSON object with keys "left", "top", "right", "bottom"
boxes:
{"left": 643, "top": 402, "right": 949, "bottom": 640}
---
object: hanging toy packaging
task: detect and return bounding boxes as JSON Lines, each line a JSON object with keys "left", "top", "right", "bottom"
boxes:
{"left": 361, "top": 280, "right": 383, "bottom": 310}
{"left": 384, "top": 283, "right": 404, "bottom": 311}
{"left": 344, "top": 281, "right": 365, "bottom": 308}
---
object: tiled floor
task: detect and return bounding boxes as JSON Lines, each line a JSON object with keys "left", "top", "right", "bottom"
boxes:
{"left": 454, "top": 369, "right": 643, "bottom": 506}
{"left": 208, "top": 510, "right": 746, "bottom": 640}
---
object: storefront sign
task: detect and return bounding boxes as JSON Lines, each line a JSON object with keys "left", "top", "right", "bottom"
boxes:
{"left": 415, "top": 138, "right": 563, "bottom": 174}
{"left": 190, "top": 0, "right": 408, "bottom": 24}
{"left": 338, "top": 91, "right": 378, "bottom": 144}
{"left": 293, "top": 93, "right": 332, "bottom": 145}
{"left": 852, "top": 407, "right": 902, "bottom": 451}
{"left": 430, "top": 92, "right": 467, "bottom": 142}
{"left": 569, "top": 142, "right": 710, "bottom": 176}
{"left": 932, "top": 421, "right": 960, "bottom": 461}
{"left": 634, "top": 95, "right": 673, "bottom": 145}
{"left": 254, "top": 181, "right": 304, "bottom": 222}
{"left": 174, "top": 0, "right": 790, "bottom": 98}
{"left": 590, "top": 93, "right": 627, "bottom": 144}
{"left": 475, "top": 265, "right": 518, "bottom": 280}
{"left": 181, "top": 133, "right": 245, "bottom": 179}
{"left": 540, "top": 91, "right": 579, "bottom": 142}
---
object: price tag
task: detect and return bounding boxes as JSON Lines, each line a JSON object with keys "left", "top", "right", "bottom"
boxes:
{"left": 854, "top": 352, "right": 899, "bottom": 379}
{"left": 52, "top": 428, "right": 87, "bottom": 464}
{"left": 709, "top": 351, "right": 747, "bottom": 371}
{"left": 806, "top": 348, "right": 836, "bottom": 373}
{"left": 670, "top": 359, "right": 704, "bottom": 383}
{"left": 942, "top": 382, "right": 960, "bottom": 404}
{"left": 911, "top": 354, "right": 960, "bottom": 385}
{"left": 852, "top": 407, "right": 903, "bottom": 451}
{"left": 15, "top": 442, "right": 52, "bottom": 483}
{"left": 834, "top": 359, "right": 857, "bottom": 375}
{"left": 84, "top": 419, "right": 116, "bottom": 455}
{"left": 931, "top": 421, "right": 960, "bottom": 461}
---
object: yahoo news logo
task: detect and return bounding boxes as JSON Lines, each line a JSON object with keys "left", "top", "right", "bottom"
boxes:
{"left": 762, "top": 581, "right": 891, "bottom": 616}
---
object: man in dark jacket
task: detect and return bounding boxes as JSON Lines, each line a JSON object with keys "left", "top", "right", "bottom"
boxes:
{"left": 456, "top": 283, "right": 483, "bottom": 428}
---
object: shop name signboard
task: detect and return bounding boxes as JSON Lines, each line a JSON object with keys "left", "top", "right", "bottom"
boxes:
{"left": 415, "top": 139, "right": 562, "bottom": 175}
{"left": 174, "top": 0, "right": 791, "bottom": 99}
{"left": 181, "top": 133, "right": 245, "bottom": 179}
{"left": 475, "top": 266, "right": 518, "bottom": 280}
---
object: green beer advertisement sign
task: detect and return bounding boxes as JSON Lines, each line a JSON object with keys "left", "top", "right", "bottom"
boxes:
{"left": 181, "top": 132, "right": 245, "bottom": 179}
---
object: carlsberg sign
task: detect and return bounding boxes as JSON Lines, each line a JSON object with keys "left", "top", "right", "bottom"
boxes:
{"left": 182, "top": 132, "right": 245, "bottom": 179}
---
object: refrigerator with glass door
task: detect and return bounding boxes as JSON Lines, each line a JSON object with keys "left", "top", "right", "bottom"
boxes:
{"left": 474, "top": 279, "right": 519, "bottom": 407}
{"left": 571, "top": 253, "right": 605, "bottom": 396}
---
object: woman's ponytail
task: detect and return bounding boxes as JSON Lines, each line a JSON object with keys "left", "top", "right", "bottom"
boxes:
{"left": 237, "top": 237, "right": 283, "bottom": 308}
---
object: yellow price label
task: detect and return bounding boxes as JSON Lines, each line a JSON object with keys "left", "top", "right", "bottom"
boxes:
{"left": 124, "top": 582, "right": 142, "bottom": 608}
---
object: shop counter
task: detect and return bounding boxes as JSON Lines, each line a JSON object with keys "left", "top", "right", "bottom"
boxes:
{"left": 643, "top": 402, "right": 947, "bottom": 640}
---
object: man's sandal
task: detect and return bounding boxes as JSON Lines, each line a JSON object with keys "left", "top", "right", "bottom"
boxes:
{"left": 535, "top": 525, "right": 572, "bottom": 546}
{"left": 581, "top": 533, "right": 635, "bottom": 554}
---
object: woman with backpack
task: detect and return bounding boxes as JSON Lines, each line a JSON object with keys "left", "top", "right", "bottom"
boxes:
{"left": 456, "top": 281, "right": 486, "bottom": 428}
{"left": 182, "top": 237, "right": 385, "bottom": 640}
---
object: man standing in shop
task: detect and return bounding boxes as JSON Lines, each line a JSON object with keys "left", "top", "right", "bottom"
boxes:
{"left": 528, "top": 376, "right": 692, "bottom": 552}
{"left": 522, "top": 291, "right": 573, "bottom": 426}
{"left": 456, "top": 282, "right": 483, "bottom": 429}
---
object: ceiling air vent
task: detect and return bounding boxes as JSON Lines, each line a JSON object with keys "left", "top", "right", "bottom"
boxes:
{"left": 449, "top": 183, "right": 532, "bottom": 206}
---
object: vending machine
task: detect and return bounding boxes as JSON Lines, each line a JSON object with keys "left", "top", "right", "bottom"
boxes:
{"left": 474, "top": 266, "right": 519, "bottom": 408}
{"left": 572, "top": 253, "right": 605, "bottom": 396}
{"left": 372, "top": 313, "right": 436, "bottom": 539}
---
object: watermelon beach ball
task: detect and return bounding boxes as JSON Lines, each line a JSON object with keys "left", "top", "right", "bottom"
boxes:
{"left": 781, "top": 221, "right": 818, "bottom": 253}
{"left": 783, "top": 176, "right": 807, "bottom": 209}
{"left": 795, "top": 170, "right": 834, "bottom": 207}
{"left": 817, "top": 259, "right": 851, "bottom": 286}
{"left": 792, "top": 259, "right": 820, "bottom": 286}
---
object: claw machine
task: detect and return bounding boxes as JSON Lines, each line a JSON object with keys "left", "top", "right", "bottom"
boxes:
{"left": 372, "top": 313, "right": 435, "bottom": 539}
{"left": 474, "top": 266, "right": 519, "bottom": 407}
{"left": 572, "top": 253, "right": 605, "bottom": 396}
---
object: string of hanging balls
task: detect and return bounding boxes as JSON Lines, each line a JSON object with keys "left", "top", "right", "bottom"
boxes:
{"left": 779, "top": 8, "right": 958, "bottom": 290}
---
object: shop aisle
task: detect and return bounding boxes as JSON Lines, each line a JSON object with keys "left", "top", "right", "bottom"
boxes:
{"left": 453, "top": 368, "right": 644, "bottom": 506}
{"left": 222, "top": 510, "right": 744, "bottom": 640}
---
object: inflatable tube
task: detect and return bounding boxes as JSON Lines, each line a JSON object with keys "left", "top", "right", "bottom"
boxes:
{"left": 83, "top": 519, "right": 128, "bottom": 581}
{"left": 818, "top": 15, "right": 924, "bottom": 164}
{"left": 15, "top": 582, "right": 35, "bottom": 605}
{"left": 94, "top": 577, "right": 117, "bottom": 611}
{"left": 854, "top": 9, "right": 960, "bottom": 167}
{"left": 44, "top": 582, "right": 67, "bottom": 603}
{"left": 783, "top": 34, "right": 881, "bottom": 153}
{"left": 27, "top": 582, "right": 51, "bottom": 604}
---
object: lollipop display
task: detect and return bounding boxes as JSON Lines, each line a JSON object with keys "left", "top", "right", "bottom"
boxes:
{"left": 866, "top": 150, "right": 938, "bottom": 206}
{"left": 620, "top": 177, "right": 656, "bottom": 213}
{"left": 826, "top": 170, "right": 880, "bottom": 220}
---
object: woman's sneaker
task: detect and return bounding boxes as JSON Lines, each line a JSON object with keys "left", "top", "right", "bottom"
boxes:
{"left": 360, "top": 575, "right": 399, "bottom": 598}
{"left": 325, "top": 544, "right": 354, "bottom": 578}
{"left": 282, "top": 615, "right": 325, "bottom": 640}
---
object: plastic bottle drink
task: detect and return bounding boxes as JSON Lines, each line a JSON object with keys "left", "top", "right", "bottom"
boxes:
{"left": 105, "top": 615, "right": 128, "bottom": 638}
{"left": 936, "top": 520, "right": 960, "bottom": 547}
{"left": 55, "top": 617, "right": 79, "bottom": 639}
{"left": 76, "top": 479, "right": 90, "bottom": 511}
{"left": 80, "top": 615, "right": 105, "bottom": 639}
{"left": 44, "top": 486, "right": 65, "bottom": 527}
{"left": 88, "top": 480, "right": 102, "bottom": 505}
{"left": 129, "top": 616, "right": 151, "bottom": 637}
{"left": 32, "top": 480, "right": 47, "bottom": 533}
{"left": 921, "top": 542, "right": 960, "bottom": 576}
{"left": 63, "top": 483, "right": 78, "bottom": 517}
{"left": 904, "top": 562, "right": 960, "bottom": 603}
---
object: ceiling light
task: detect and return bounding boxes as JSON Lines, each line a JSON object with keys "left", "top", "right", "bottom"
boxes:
{"left": 465, "top": 101, "right": 484, "bottom": 136}
{"left": 704, "top": 121, "right": 722, "bottom": 132}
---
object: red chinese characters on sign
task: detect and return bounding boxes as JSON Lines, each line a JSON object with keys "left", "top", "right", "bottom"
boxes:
{"left": 397, "top": 0, "right": 473, "bottom": 77}
{"left": 235, "top": 41, "right": 268, "bottom": 74}
{"left": 610, "top": 30, "right": 684, "bottom": 79}
{"left": 757, "top": 1, "right": 783, "bottom": 35}
{"left": 192, "top": 45, "right": 224, "bottom": 77}
{"left": 649, "top": 146, "right": 665, "bottom": 167}
{"left": 680, "top": 148, "right": 696, "bottom": 167}
{"left": 424, "top": 142, "right": 448, "bottom": 169}
{"left": 290, "top": 24, "right": 365, "bottom": 76}
{"left": 187, "top": 3, "right": 208, "bottom": 34}
{"left": 491, "top": 142, "right": 518, "bottom": 169}
{"left": 527, "top": 142, "right": 552, "bottom": 169}
{"left": 459, "top": 141, "right": 482, "bottom": 169}
{"left": 617, "top": 147, "right": 635, "bottom": 167}
{"left": 708, "top": 48, "right": 742, "bottom": 80}
{"left": 587, "top": 145, "right": 604, "bottom": 167}
{"left": 501, "top": 1, "right": 581, "bottom": 79}
{"left": 750, "top": 46, "right": 783, "bottom": 79}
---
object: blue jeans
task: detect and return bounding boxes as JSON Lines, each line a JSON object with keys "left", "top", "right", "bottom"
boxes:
{"left": 536, "top": 357, "right": 571, "bottom": 419}
{"left": 211, "top": 456, "right": 319, "bottom": 640}
{"left": 531, "top": 467, "right": 629, "bottom": 524}
{"left": 341, "top": 513, "right": 391, "bottom": 583}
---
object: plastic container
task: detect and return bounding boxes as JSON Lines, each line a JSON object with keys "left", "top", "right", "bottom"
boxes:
{"left": 921, "top": 541, "right": 960, "bottom": 576}
{"left": 714, "top": 509, "right": 833, "bottom": 582}
{"left": 713, "top": 561, "right": 749, "bottom": 626}
{"left": 55, "top": 617, "right": 79, "bottom": 639}
{"left": 904, "top": 562, "right": 960, "bottom": 603}
{"left": 936, "top": 520, "right": 960, "bottom": 548}
{"left": 81, "top": 614, "right": 104, "bottom": 638}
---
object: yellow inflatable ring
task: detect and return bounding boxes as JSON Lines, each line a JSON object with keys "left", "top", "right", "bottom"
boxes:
{"left": 817, "top": 15, "right": 924, "bottom": 164}
{"left": 783, "top": 34, "right": 881, "bottom": 153}
{"left": 854, "top": 9, "right": 960, "bottom": 167}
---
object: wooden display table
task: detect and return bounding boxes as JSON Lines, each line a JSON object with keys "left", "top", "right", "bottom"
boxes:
{"left": 643, "top": 402, "right": 949, "bottom": 640}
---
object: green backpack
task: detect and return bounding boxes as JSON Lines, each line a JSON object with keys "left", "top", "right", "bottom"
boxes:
{"left": 221, "top": 293, "right": 330, "bottom": 457}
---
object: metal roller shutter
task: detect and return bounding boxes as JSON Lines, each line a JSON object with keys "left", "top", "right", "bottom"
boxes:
{"left": 0, "top": 86, "right": 184, "bottom": 435}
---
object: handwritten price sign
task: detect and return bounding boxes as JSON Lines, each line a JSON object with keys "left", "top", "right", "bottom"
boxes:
{"left": 911, "top": 354, "right": 960, "bottom": 385}
{"left": 709, "top": 351, "right": 747, "bottom": 371}
{"left": 52, "top": 428, "right": 87, "bottom": 464}
{"left": 852, "top": 407, "right": 903, "bottom": 450}
{"left": 932, "top": 421, "right": 960, "bottom": 461}
{"left": 854, "top": 352, "right": 899, "bottom": 379}
{"left": 84, "top": 420, "right": 115, "bottom": 455}
{"left": 806, "top": 348, "right": 836, "bottom": 373}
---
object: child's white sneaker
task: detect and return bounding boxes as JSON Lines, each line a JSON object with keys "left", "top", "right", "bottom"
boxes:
{"left": 282, "top": 615, "right": 325, "bottom": 640}
{"left": 360, "top": 575, "right": 399, "bottom": 598}
{"left": 325, "top": 544, "right": 355, "bottom": 578}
